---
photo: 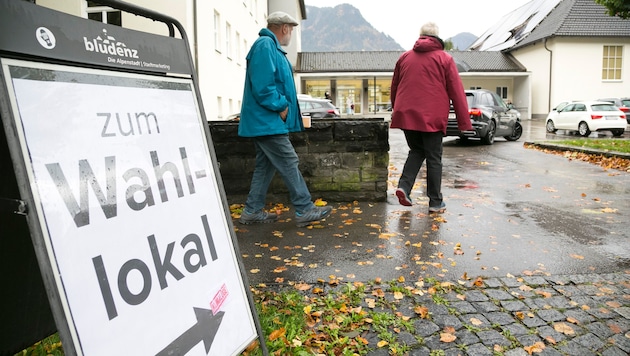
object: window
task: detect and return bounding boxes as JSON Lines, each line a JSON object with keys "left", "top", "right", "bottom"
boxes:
{"left": 86, "top": 1, "right": 121, "bottom": 25}
{"left": 602, "top": 45, "right": 623, "bottom": 80}
{"left": 470, "top": 86, "right": 481, "bottom": 90}
{"left": 496, "top": 86, "right": 508, "bottom": 99}
{"left": 235, "top": 32, "right": 241, "bottom": 62}
{"left": 225, "top": 22, "right": 232, "bottom": 59}
{"left": 217, "top": 96, "right": 223, "bottom": 119}
{"left": 479, "top": 93, "right": 493, "bottom": 106}
{"left": 214, "top": 11, "right": 221, "bottom": 53}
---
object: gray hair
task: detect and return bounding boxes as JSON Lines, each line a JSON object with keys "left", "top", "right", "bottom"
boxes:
{"left": 420, "top": 22, "right": 439, "bottom": 36}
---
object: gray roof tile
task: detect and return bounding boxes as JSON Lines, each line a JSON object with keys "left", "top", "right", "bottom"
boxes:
{"left": 297, "top": 50, "right": 525, "bottom": 73}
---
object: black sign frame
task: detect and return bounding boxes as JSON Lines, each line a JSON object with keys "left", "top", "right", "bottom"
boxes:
{"left": 0, "top": 1, "right": 267, "bottom": 355}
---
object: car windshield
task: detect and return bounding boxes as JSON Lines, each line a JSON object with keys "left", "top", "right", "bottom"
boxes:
{"left": 591, "top": 104, "right": 618, "bottom": 111}
{"left": 554, "top": 102, "right": 569, "bottom": 111}
{"left": 621, "top": 99, "right": 630, "bottom": 106}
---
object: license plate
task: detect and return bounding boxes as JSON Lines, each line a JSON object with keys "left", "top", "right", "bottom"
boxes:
{"left": 448, "top": 113, "right": 456, "bottom": 119}
{"left": 605, "top": 116, "right": 618, "bottom": 120}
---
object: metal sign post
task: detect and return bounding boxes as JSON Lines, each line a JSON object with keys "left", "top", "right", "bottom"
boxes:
{"left": 0, "top": 1, "right": 267, "bottom": 355}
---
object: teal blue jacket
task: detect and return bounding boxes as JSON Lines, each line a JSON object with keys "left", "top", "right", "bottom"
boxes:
{"left": 238, "top": 28, "right": 303, "bottom": 137}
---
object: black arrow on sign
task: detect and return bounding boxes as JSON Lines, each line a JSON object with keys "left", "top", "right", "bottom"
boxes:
{"left": 156, "top": 307, "right": 225, "bottom": 356}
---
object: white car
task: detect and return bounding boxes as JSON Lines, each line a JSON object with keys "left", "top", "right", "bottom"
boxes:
{"left": 545, "top": 101, "right": 575, "bottom": 123}
{"left": 545, "top": 101, "right": 626, "bottom": 137}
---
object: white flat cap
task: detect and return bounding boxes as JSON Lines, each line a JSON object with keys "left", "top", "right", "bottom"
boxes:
{"left": 267, "top": 11, "right": 299, "bottom": 26}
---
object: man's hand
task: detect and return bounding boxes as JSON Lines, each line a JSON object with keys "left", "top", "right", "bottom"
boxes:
{"left": 280, "top": 107, "right": 288, "bottom": 121}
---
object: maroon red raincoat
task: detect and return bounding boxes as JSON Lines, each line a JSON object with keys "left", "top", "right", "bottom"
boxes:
{"left": 390, "top": 36, "right": 472, "bottom": 134}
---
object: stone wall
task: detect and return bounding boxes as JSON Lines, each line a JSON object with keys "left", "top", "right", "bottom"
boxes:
{"left": 208, "top": 118, "right": 389, "bottom": 204}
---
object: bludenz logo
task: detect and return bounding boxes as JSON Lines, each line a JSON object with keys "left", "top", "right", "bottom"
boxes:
{"left": 84, "top": 29, "right": 139, "bottom": 59}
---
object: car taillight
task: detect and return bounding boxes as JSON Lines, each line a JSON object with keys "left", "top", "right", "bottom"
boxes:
{"left": 469, "top": 108, "right": 482, "bottom": 116}
{"left": 591, "top": 115, "right": 603, "bottom": 119}
{"left": 620, "top": 107, "right": 629, "bottom": 112}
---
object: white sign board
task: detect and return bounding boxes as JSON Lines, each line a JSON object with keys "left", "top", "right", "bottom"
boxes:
{"left": 2, "top": 59, "right": 257, "bottom": 356}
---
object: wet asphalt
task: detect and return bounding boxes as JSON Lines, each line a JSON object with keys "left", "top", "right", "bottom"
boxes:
{"left": 232, "top": 119, "right": 630, "bottom": 355}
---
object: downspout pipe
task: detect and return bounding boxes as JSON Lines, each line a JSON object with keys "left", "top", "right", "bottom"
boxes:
{"left": 193, "top": 0, "right": 198, "bottom": 79}
{"left": 544, "top": 38, "right": 552, "bottom": 112}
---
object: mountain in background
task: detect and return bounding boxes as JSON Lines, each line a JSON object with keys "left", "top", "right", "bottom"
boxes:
{"left": 301, "top": 5, "right": 403, "bottom": 51}
{"left": 301, "top": 4, "right": 478, "bottom": 52}
{"left": 450, "top": 32, "right": 477, "bottom": 50}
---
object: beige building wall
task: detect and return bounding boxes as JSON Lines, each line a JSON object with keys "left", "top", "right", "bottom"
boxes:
{"left": 512, "top": 37, "right": 630, "bottom": 118}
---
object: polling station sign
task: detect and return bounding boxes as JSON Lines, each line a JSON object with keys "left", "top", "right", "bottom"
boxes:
{"left": 1, "top": 58, "right": 257, "bottom": 355}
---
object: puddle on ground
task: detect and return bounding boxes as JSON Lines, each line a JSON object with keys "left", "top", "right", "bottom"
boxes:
{"left": 451, "top": 179, "right": 479, "bottom": 189}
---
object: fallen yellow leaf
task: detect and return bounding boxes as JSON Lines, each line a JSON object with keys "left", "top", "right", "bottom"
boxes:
{"left": 524, "top": 341, "right": 545, "bottom": 355}
{"left": 439, "top": 332, "right": 456, "bottom": 343}
{"left": 553, "top": 322, "right": 575, "bottom": 335}
{"left": 414, "top": 306, "right": 429, "bottom": 318}
{"left": 268, "top": 327, "right": 286, "bottom": 341}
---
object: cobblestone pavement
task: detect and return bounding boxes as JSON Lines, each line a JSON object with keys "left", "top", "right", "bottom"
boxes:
{"left": 356, "top": 272, "right": 630, "bottom": 356}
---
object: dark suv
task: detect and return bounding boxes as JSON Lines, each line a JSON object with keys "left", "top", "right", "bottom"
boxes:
{"left": 446, "top": 89, "right": 522, "bottom": 145}
{"left": 298, "top": 96, "right": 340, "bottom": 119}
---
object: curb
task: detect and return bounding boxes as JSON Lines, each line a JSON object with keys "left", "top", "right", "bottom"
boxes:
{"left": 524, "top": 141, "right": 630, "bottom": 160}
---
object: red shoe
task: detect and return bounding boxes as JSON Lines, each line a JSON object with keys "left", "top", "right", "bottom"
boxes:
{"left": 395, "top": 188, "right": 412, "bottom": 206}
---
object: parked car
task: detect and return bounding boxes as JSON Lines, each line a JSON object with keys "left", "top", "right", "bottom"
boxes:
{"left": 597, "top": 97, "right": 630, "bottom": 123}
{"left": 545, "top": 100, "right": 580, "bottom": 124}
{"left": 446, "top": 89, "right": 522, "bottom": 145}
{"left": 545, "top": 100, "right": 626, "bottom": 137}
{"left": 298, "top": 96, "right": 340, "bottom": 119}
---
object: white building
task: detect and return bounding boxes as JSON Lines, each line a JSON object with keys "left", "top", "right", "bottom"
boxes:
{"left": 36, "top": 0, "right": 306, "bottom": 120}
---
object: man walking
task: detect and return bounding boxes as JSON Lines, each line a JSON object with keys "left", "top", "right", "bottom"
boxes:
{"left": 238, "top": 11, "right": 332, "bottom": 227}
{"left": 390, "top": 22, "right": 472, "bottom": 213}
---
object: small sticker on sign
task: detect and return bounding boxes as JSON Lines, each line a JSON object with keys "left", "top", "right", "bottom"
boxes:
{"left": 210, "top": 284, "right": 229, "bottom": 313}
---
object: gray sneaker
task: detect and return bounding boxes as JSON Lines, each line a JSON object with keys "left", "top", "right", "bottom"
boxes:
{"left": 295, "top": 206, "right": 332, "bottom": 227}
{"left": 239, "top": 210, "right": 278, "bottom": 225}
{"left": 428, "top": 202, "right": 446, "bottom": 213}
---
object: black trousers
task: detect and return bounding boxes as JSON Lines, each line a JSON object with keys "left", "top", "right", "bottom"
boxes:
{"left": 397, "top": 130, "right": 443, "bottom": 207}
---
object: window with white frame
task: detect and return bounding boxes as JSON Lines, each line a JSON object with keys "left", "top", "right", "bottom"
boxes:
{"left": 235, "top": 32, "right": 241, "bottom": 63}
{"left": 225, "top": 22, "right": 232, "bottom": 60}
{"left": 602, "top": 45, "right": 623, "bottom": 80}
{"left": 217, "top": 96, "right": 223, "bottom": 119}
{"left": 214, "top": 11, "right": 221, "bottom": 53}
{"left": 86, "top": 1, "right": 121, "bottom": 25}
{"left": 496, "top": 86, "right": 508, "bottom": 99}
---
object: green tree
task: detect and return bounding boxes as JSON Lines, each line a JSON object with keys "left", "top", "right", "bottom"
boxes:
{"left": 444, "top": 39, "right": 454, "bottom": 51}
{"left": 595, "top": 0, "right": 630, "bottom": 19}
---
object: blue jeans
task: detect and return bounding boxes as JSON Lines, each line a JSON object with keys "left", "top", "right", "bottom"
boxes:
{"left": 398, "top": 130, "right": 443, "bottom": 207}
{"left": 244, "top": 134, "right": 314, "bottom": 214}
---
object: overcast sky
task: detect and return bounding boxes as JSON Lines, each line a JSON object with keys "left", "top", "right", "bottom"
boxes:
{"left": 303, "top": 0, "right": 532, "bottom": 49}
